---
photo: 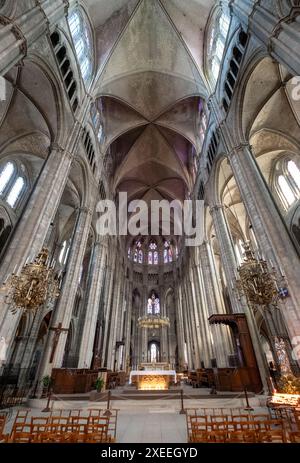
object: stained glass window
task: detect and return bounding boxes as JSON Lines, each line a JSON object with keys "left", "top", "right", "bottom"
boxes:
{"left": 59, "top": 240, "right": 70, "bottom": 265}
{"left": 150, "top": 343, "right": 158, "bottom": 363}
{"left": 138, "top": 249, "right": 143, "bottom": 264}
{"left": 164, "top": 240, "right": 173, "bottom": 263}
{"left": 207, "top": 7, "right": 230, "bottom": 85}
{"left": 0, "top": 162, "right": 14, "bottom": 194}
{"left": 6, "top": 176, "right": 24, "bottom": 208}
{"left": 147, "top": 292, "right": 160, "bottom": 314}
{"left": 148, "top": 240, "right": 158, "bottom": 265}
{"left": 288, "top": 160, "right": 300, "bottom": 189}
{"left": 68, "top": 9, "right": 93, "bottom": 85}
{"left": 275, "top": 158, "right": 300, "bottom": 210}
{"left": 278, "top": 175, "right": 295, "bottom": 206}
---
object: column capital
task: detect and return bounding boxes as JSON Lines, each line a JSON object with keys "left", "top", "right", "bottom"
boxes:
{"left": 94, "top": 236, "right": 108, "bottom": 248}
{"left": 209, "top": 204, "right": 224, "bottom": 215}
{"left": 227, "top": 142, "right": 251, "bottom": 158}
{"left": 76, "top": 206, "right": 93, "bottom": 216}
{"left": 0, "top": 15, "right": 27, "bottom": 56}
{"left": 267, "top": 7, "right": 300, "bottom": 54}
{"left": 49, "top": 142, "right": 75, "bottom": 160}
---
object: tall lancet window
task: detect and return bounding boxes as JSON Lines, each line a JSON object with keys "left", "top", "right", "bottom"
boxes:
{"left": 132, "top": 238, "right": 143, "bottom": 263}
{"left": 148, "top": 240, "right": 158, "bottom": 265}
{"left": 147, "top": 291, "right": 160, "bottom": 315}
{"left": 0, "top": 162, "right": 14, "bottom": 194}
{"left": 206, "top": 6, "right": 230, "bottom": 85}
{"left": 0, "top": 161, "right": 27, "bottom": 209}
{"left": 275, "top": 157, "right": 300, "bottom": 210}
{"left": 68, "top": 9, "right": 93, "bottom": 85}
{"left": 164, "top": 240, "right": 173, "bottom": 263}
{"left": 150, "top": 343, "right": 158, "bottom": 363}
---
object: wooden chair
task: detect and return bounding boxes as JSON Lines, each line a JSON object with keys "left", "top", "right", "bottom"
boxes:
{"left": 88, "top": 409, "right": 103, "bottom": 417}
{"left": 31, "top": 416, "right": 49, "bottom": 426}
{"left": 14, "top": 409, "right": 29, "bottom": 424}
{"left": 294, "top": 410, "right": 300, "bottom": 430}
{"left": 211, "top": 420, "right": 237, "bottom": 432}
{"left": 258, "top": 419, "right": 284, "bottom": 430}
{"left": 190, "top": 429, "right": 211, "bottom": 443}
{"left": 231, "top": 414, "right": 250, "bottom": 422}
{"left": 10, "top": 424, "right": 32, "bottom": 443}
{"left": 70, "top": 409, "right": 84, "bottom": 417}
{"left": 31, "top": 423, "right": 49, "bottom": 442}
{"left": 227, "top": 430, "right": 257, "bottom": 443}
{"left": 37, "top": 423, "right": 71, "bottom": 443}
{"left": 210, "top": 414, "right": 230, "bottom": 422}
{"left": 289, "top": 431, "right": 300, "bottom": 443}
{"left": 0, "top": 414, "right": 7, "bottom": 436}
{"left": 209, "top": 430, "right": 228, "bottom": 443}
{"left": 70, "top": 416, "right": 89, "bottom": 425}
{"left": 50, "top": 409, "right": 71, "bottom": 418}
{"left": 86, "top": 423, "right": 109, "bottom": 443}
{"left": 256, "top": 429, "right": 287, "bottom": 443}
{"left": 0, "top": 433, "right": 10, "bottom": 443}
{"left": 49, "top": 416, "right": 69, "bottom": 425}
{"left": 64, "top": 423, "right": 87, "bottom": 442}
{"left": 88, "top": 416, "right": 109, "bottom": 426}
{"left": 104, "top": 409, "right": 119, "bottom": 439}
{"left": 85, "top": 432, "right": 107, "bottom": 444}
{"left": 189, "top": 415, "right": 208, "bottom": 437}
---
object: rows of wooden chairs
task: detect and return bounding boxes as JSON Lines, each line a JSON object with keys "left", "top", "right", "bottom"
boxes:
{"left": 185, "top": 408, "right": 255, "bottom": 439}
{"left": 269, "top": 407, "right": 300, "bottom": 431}
{"left": 186, "top": 408, "right": 300, "bottom": 443}
{"left": 0, "top": 408, "right": 119, "bottom": 443}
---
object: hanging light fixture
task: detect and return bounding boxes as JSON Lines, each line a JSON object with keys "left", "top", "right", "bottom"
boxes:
{"left": 1, "top": 248, "right": 60, "bottom": 314}
{"left": 137, "top": 314, "right": 170, "bottom": 329}
{"left": 235, "top": 241, "right": 281, "bottom": 307}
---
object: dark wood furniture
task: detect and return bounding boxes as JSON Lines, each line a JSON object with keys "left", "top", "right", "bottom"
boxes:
{"left": 209, "top": 313, "right": 263, "bottom": 393}
{"left": 51, "top": 369, "right": 98, "bottom": 394}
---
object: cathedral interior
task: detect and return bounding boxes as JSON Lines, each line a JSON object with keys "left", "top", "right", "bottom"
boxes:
{"left": 0, "top": 0, "right": 300, "bottom": 445}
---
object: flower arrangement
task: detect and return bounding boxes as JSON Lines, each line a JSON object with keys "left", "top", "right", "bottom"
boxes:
{"left": 277, "top": 374, "right": 300, "bottom": 394}
{"left": 95, "top": 377, "right": 104, "bottom": 392}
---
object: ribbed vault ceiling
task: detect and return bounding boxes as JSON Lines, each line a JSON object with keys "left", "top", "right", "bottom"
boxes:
{"left": 85, "top": 0, "right": 215, "bottom": 232}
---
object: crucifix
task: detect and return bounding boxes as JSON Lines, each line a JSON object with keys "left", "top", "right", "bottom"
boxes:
{"left": 49, "top": 323, "right": 69, "bottom": 363}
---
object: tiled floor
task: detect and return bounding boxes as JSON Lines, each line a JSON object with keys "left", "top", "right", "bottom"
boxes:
{"left": 3, "top": 389, "right": 269, "bottom": 443}
{"left": 117, "top": 411, "right": 187, "bottom": 443}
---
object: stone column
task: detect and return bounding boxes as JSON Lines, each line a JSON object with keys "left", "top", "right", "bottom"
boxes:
{"left": 188, "top": 268, "right": 204, "bottom": 368}
{"left": 210, "top": 204, "right": 240, "bottom": 312}
{"left": 232, "top": 0, "right": 300, "bottom": 76}
{"left": 174, "top": 285, "right": 185, "bottom": 369}
{"left": 228, "top": 144, "right": 300, "bottom": 341}
{"left": 100, "top": 247, "right": 117, "bottom": 367}
{"left": 0, "top": 1, "right": 67, "bottom": 75}
{"left": 106, "top": 265, "right": 124, "bottom": 370}
{"left": 198, "top": 241, "right": 233, "bottom": 367}
{"left": 39, "top": 206, "right": 93, "bottom": 375}
{"left": 182, "top": 282, "right": 196, "bottom": 369}
{"left": 78, "top": 239, "right": 107, "bottom": 368}
{"left": 124, "top": 280, "right": 133, "bottom": 371}
{"left": 210, "top": 203, "right": 270, "bottom": 391}
{"left": 0, "top": 147, "right": 75, "bottom": 353}
{"left": 192, "top": 264, "right": 214, "bottom": 367}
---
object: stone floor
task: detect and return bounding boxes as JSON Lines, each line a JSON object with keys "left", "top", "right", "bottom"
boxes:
{"left": 2, "top": 386, "right": 269, "bottom": 443}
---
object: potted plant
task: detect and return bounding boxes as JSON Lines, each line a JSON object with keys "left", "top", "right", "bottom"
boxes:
{"left": 41, "top": 375, "right": 52, "bottom": 398}
{"left": 95, "top": 377, "right": 104, "bottom": 393}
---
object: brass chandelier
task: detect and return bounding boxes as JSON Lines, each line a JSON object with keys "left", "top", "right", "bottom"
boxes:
{"left": 2, "top": 248, "right": 60, "bottom": 313}
{"left": 137, "top": 314, "right": 170, "bottom": 329}
{"left": 236, "top": 242, "right": 281, "bottom": 306}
